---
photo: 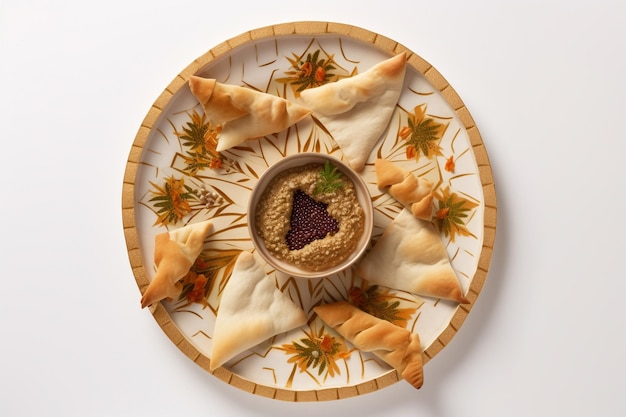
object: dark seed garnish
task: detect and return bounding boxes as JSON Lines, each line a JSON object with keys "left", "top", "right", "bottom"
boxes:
{"left": 286, "top": 190, "right": 339, "bottom": 250}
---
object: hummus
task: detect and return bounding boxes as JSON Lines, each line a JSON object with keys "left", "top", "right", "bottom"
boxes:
{"left": 254, "top": 163, "right": 365, "bottom": 271}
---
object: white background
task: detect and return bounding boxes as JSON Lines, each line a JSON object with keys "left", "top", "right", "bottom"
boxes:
{"left": 2, "top": 1, "right": 625, "bottom": 416}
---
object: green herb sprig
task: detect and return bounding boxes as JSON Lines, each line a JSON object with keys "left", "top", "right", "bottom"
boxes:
{"left": 313, "top": 161, "right": 344, "bottom": 195}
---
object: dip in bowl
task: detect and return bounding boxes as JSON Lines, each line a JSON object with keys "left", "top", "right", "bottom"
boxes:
{"left": 248, "top": 153, "right": 373, "bottom": 278}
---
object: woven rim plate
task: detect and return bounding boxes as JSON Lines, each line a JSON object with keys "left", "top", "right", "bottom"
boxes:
{"left": 122, "top": 21, "right": 497, "bottom": 402}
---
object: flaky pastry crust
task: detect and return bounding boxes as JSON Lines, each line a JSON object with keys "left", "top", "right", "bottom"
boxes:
{"left": 314, "top": 301, "right": 424, "bottom": 389}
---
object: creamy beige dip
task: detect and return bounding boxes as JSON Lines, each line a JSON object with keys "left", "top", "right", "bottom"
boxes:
{"left": 254, "top": 163, "right": 365, "bottom": 271}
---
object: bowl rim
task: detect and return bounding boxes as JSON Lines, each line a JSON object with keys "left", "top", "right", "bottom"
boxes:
{"left": 247, "top": 152, "right": 374, "bottom": 278}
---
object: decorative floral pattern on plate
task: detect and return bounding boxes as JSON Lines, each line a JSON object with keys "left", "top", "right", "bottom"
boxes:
{"left": 124, "top": 24, "right": 495, "bottom": 400}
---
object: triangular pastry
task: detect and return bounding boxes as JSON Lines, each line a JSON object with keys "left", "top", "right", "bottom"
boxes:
{"left": 357, "top": 209, "right": 468, "bottom": 303}
{"left": 140, "top": 220, "right": 213, "bottom": 308}
{"left": 314, "top": 301, "right": 424, "bottom": 389}
{"left": 210, "top": 251, "right": 308, "bottom": 371}
{"left": 298, "top": 53, "right": 407, "bottom": 171}
{"left": 375, "top": 158, "right": 434, "bottom": 220}
{"left": 189, "top": 76, "right": 311, "bottom": 152}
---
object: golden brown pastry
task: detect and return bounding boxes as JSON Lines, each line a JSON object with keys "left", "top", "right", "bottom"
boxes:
{"left": 298, "top": 53, "right": 407, "bottom": 171}
{"left": 314, "top": 301, "right": 423, "bottom": 389}
{"left": 375, "top": 158, "right": 434, "bottom": 220}
{"left": 357, "top": 209, "right": 469, "bottom": 304}
{"left": 187, "top": 77, "right": 247, "bottom": 123}
{"left": 188, "top": 76, "right": 311, "bottom": 152}
{"left": 140, "top": 220, "right": 212, "bottom": 308}
{"left": 210, "top": 251, "right": 307, "bottom": 371}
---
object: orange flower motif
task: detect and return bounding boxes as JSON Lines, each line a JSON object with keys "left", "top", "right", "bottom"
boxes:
{"left": 148, "top": 175, "right": 195, "bottom": 226}
{"left": 445, "top": 155, "right": 455, "bottom": 173}
{"left": 167, "top": 177, "right": 191, "bottom": 219}
{"left": 399, "top": 126, "right": 412, "bottom": 140}
{"left": 173, "top": 110, "right": 224, "bottom": 175}
{"left": 348, "top": 287, "right": 368, "bottom": 309}
{"left": 186, "top": 273, "right": 208, "bottom": 303}
{"left": 433, "top": 186, "right": 479, "bottom": 241}
{"left": 209, "top": 157, "right": 223, "bottom": 170}
{"left": 319, "top": 335, "right": 333, "bottom": 353}
{"left": 436, "top": 207, "right": 450, "bottom": 220}
{"left": 348, "top": 284, "right": 419, "bottom": 328}
{"left": 401, "top": 104, "right": 448, "bottom": 161}
{"left": 314, "top": 66, "right": 326, "bottom": 83}
{"left": 281, "top": 328, "right": 351, "bottom": 379}
{"left": 276, "top": 49, "right": 339, "bottom": 94}
{"left": 301, "top": 61, "right": 313, "bottom": 77}
{"left": 405, "top": 145, "right": 416, "bottom": 159}
{"left": 194, "top": 257, "right": 208, "bottom": 270}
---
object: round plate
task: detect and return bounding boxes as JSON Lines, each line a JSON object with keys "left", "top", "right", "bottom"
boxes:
{"left": 122, "top": 21, "right": 497, "bottom": 402}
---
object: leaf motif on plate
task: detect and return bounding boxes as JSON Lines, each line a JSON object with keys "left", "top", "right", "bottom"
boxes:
{"left": 171, "top": 110, "right": 223, "bottom": 175}
{"left": 147, "top": 175, "right": 197, "bottom": 226}
{"left": 172, "top": 248, "right": 243, "bottom": 314}
{"left": 277, "top": 49, "right": 338, "bottom": 93}
{"left": 401, "top": 104, "right": 449, "bottom": 161}
{"left": 275, "top": 43, "right": 355, "bottom": 97}
{"left": 433, "top": 186, "right": 479, "bottom": 242}
{"left": 280, "top": 325, "right": 351, "bottom": 383}
{"left": 348, "top": 284, "right": 422, "bottom": 329}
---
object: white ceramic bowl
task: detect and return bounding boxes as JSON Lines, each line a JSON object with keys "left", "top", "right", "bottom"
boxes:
{"left": 248, "top": 153, "right": 373, "bottom": 278}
